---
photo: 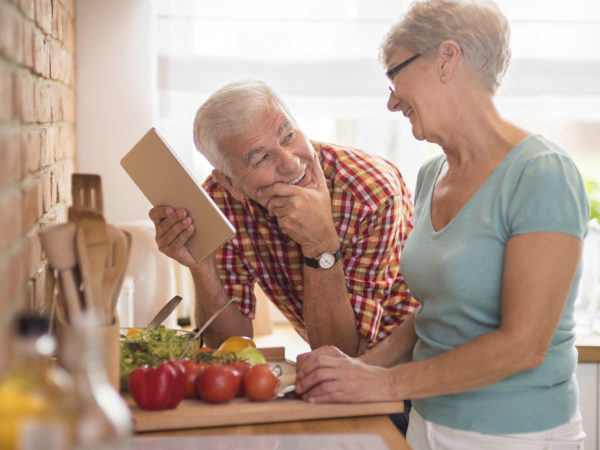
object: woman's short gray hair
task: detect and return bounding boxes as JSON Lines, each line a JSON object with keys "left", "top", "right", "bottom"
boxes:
{"left": 379, "top": 0, "right": 511, "bottom": 93}
{"left": 193, "top": 80, "right": 294, "bottom": 175}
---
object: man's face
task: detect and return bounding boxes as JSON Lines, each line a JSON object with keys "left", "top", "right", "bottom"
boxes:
{"left": 217, "top": 103, "right": 318, "bottom": 209}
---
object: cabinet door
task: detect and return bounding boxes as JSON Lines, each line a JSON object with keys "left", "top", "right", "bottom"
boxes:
{"left": 576, "top": 363, "right": 598, "bottom": 450}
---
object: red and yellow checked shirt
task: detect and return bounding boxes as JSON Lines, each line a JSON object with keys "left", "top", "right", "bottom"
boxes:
{"left": 203, "top": 141, "right": 419, "bottom": 344}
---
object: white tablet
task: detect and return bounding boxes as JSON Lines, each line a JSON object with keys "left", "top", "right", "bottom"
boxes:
{"left": 120, "top": 128, "right": 235, "bottom": 263}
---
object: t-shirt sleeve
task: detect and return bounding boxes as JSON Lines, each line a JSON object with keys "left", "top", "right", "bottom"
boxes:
{"left": 507, "top": 152, "right": 589, "bottom": 240}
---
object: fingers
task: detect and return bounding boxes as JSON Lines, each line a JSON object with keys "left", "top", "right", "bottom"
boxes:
{"left": 307, "top": 152, "right": 327, "bottom": 191}
{"left": 149, "top": 206, "right": 194, "bottom": 252}
{"left": 148, "top": 205, "right": 174, "bottom": 225}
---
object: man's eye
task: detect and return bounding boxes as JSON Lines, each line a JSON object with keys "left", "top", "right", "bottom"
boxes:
{"left": 283, "top": 131, "right": 295, "bottom": 143}
{"left": 256, "top": 153, "right": 270, "bottom": 166}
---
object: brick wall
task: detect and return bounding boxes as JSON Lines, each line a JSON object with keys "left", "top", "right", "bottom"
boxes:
{"left": 0, "top": 0, "right": 76, "bottom": 335}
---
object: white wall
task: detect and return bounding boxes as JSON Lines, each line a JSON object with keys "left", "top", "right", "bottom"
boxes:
{"left": 76, "top": 0, "right": 156, "bottom": 224}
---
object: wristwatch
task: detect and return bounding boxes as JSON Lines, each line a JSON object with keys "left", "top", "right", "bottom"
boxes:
{"left": 303, "top": 248, "right": 342, "bottom": 269}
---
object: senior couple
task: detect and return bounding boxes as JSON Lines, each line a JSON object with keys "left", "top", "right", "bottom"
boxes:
{"left": 149, "top": 1, "right": 589, "bottom": 448}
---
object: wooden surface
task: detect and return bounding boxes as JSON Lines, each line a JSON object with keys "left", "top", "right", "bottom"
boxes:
{"left": 578, "top": 345, "right": 600, "bottom": 362}
{"left": 128, "top": 346, "right": 404, "bottom": 432}
{"left": 130, "top": 396, "right": 405, "bottom": 432}
{"left": 576, "top": 333, "right": 600, "bottom": 362}
{"left": 135, "top": 414, "right": 412, "bottom": 449}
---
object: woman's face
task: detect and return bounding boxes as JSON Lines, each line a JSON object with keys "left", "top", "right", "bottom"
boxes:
{"left": 386, "top": 45, "right": 438, "bottom": 142}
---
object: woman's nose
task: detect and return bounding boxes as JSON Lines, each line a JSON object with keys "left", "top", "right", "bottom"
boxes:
{"left": 387, "top": 88, "right": 402, "bottom": 112}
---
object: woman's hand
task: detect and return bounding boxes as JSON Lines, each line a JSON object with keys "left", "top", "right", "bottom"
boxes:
{"left": 294, "top": 345, "right": 395, "bottom": 404}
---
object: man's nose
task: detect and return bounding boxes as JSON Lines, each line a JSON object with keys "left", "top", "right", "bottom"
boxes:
{"left": 276, "top": 148, "right": 301, "bottom": 173}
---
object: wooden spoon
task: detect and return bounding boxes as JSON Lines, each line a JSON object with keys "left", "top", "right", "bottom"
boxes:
{"left": 39, "top": 222, "right": 82, "bottom": 322}
{"left": 103, "top": 225, "right": 130, "bottom": 324}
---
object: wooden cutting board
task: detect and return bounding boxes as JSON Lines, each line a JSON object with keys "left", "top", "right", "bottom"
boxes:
{"left": 129, "top": 347, "right": 405, "bottom": 432}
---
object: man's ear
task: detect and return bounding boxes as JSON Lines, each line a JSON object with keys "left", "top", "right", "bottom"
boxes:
{"left": 212, "top": 169, "right": 245, "bottom": 202}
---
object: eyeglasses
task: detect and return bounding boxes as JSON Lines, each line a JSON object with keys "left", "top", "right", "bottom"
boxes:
{"left": 386, "top": 44, "right": 440, "bottom": 91}
{"left": 386, "top": 53, "right": 424, "bottom": 83}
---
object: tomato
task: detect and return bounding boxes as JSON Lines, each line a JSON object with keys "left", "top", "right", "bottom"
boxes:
{"left": 196, "top": 364, "right": 240, "bottom": 404}
{"left": 180, "top": 358, "right": 208, "bottom": 399}
{"left": 242, "top": 364, "right": 279, "bottom": 402}
{"left": 213, "top": 336, "right": 256, "bottom": 356}
{"left": 230, "top": 361, "right": 251, "bottom": 396}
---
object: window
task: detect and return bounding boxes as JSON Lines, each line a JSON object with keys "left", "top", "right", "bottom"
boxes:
{"left": 155, "top": 0, "right": 600, "bottom": 192}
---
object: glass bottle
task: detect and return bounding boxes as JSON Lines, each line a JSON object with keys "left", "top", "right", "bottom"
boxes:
{"left": 0, "top": 315, "right": 75, "bottom": 450}
{"left": 59, "top": 313, "right": 132, "bottom": 450}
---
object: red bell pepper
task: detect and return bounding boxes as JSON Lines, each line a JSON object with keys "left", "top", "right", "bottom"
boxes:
{"left": 128, "top": 360, "right": 185, "bottom": 410}
{"left": 163, "top": 360, "right": 185, "bottom": 408}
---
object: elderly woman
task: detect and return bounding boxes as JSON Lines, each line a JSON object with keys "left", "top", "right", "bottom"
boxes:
{"left": 294, "top": 0, "right": 589, "bottom": 448}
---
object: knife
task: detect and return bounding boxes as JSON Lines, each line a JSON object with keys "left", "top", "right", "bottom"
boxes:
{"left": 177, "top": 298, "right": 235, "bottom": 360}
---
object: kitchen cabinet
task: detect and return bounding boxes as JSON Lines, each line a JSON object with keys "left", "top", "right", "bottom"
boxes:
{"left": 576, "top": 362, "right": 598, "bottom": 450}
{"left": 576, "top": 335, "right": 600, "bottom": 450}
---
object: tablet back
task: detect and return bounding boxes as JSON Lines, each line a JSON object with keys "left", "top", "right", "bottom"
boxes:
{"left": 120, "top": 128, "right": 235, "bottom": 263}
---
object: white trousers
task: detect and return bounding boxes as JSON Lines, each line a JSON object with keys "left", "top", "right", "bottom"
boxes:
{"left": 406, "top": 407, "right": 585, "bottom": 450}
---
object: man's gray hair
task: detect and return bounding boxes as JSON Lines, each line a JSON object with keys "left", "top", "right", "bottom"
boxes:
{"left": 379, "top": 0, "right": 511, "bottom": 93}
{"left": 193, "top": 80, "right": 294, "bottom": 175}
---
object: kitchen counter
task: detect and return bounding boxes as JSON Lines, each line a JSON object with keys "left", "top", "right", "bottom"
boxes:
{"left": 576, "top": 332, "right": 600, "bottom": 362}
{"left": 134, "top": 415, "right": 411, "bottom": 449}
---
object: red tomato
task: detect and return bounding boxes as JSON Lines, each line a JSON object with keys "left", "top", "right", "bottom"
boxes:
{"left": 180, "top": 358, "right": 208, "bottom": 399}
{"left": 196, "top": 364, "right": 240, "bottom": 404}
{"left": 242, "top": 364, "right": 278, "bottom": 402}
{"left": 230, "top": 361, "right": 251, "bottom": 396}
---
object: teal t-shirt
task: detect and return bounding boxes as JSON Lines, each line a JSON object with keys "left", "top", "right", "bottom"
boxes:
{"left": 401, "top": 135, "right": 590, "bottom": 434}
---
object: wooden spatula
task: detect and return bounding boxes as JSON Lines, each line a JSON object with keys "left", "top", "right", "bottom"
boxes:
{"left": 103, "top": 225, "right": 130, "bottom": 324}
{"left": 69, "top": 174, "right": 109, "bottom": 323}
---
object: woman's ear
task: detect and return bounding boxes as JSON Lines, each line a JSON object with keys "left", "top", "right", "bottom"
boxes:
{"left": 437, "top": 39, "right": 461, "bottom": 82}
{"left": 212, "top": 169, "right": 245, "bottom": 202}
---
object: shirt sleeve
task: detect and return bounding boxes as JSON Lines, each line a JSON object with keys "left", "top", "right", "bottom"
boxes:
{"left": 344, "top": 194, "right": 418, "bottom": 342}
{"left": 215, "top": 241, "right": 257, "bottom": 318}
{"left": 507, "top": 151, "right": 589, "bottom": 240}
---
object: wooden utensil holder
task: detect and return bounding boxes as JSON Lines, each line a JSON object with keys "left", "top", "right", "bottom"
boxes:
{"left": 55, "top": 305, "right": 121, "bottom": 392}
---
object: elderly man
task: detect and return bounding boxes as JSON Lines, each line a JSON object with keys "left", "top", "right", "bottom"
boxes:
{"left": 150, "top": 80, "right": 418, "bottom": 356}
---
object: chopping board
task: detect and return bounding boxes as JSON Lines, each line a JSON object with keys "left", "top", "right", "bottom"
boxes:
{"left": 128, "top": 347, "right": 405, "bottom": 432}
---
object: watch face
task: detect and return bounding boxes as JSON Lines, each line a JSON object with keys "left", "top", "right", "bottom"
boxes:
{"left": 318, "top": 252, "right": 336, "bottom": 269}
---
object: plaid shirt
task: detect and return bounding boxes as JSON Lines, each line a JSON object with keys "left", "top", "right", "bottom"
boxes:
{"left": 203, "top": 141, "right": 419, "bottom": 344}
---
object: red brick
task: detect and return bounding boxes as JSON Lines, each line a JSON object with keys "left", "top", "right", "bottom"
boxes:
{"left": 52, "top": 0, "right": 62, "bottom": 41}
{"left": 21, "top": 21, "right": 34, "bottom": 70}
{"left": 0, "top": 133, "right": 21, "bottom": 183}
{"left": 56, "top": 159, "right": 73, "bottom": 204}
{"left": 62, "top": 10, "right": 74, "bottom": 54}
{"left": 41, "top": 170, "right": 52, "bottom": 212}
{"left": 21, "top": 177, "right": 42, "bottom": 232}
{"left": 62, "top": 88, "right": 74, "bottom": 122}
{"left": 0, "top": 68, "right": 14, "bottom": 121}
{"left": 0, "top": 4, "right": 23, "bottom": 64}
{"left": 17, "top": 74, "right": 35, "bottom": 123}
{"left": 33, "top": 30, "right": 50, "bottom": 78}
{"left": 0, "top": 189, "right": 21, "bottom": 254}
{"left": 21, "top": 129, "right": 42, "bottom": 175}
{"left": 26, "top": 228, "right": 42, "bottom": 279}
{"left": 56, "top": 0, "right": 73, "bottom": 21}
{"left": 34, "top": 0, "right": 52, "bottom": 36}
{"left": 18, "top": 0, "right": 35, "bottom": 22}
{"left": 42, "top": 125, "right": 57, "bottom": 166}
{"left": 34, "top": 81, "right": 52, "bottom": 123}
